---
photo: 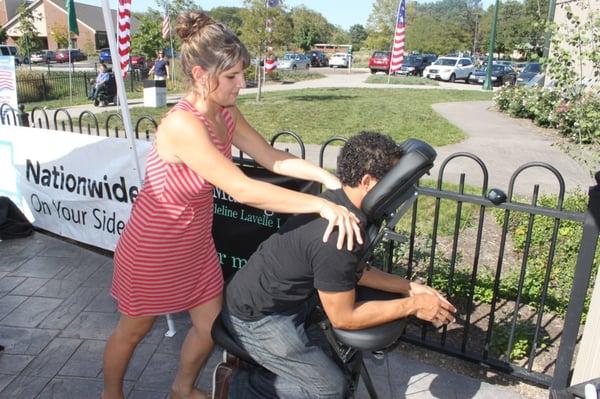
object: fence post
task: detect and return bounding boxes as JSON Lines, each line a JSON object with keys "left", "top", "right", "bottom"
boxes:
{"left": 552, "top": 171, "right": 600, "bottom": 390}
{"left": 17, "top": 104, "right": 30, "bottom": 127}
{"left": 41, "top": 74, "right": 47, "bottom": 101}
{"left": 570, "top": 171, "right": 600, "bottom": 385}
{"left": 84, "top": 72, "right": 88, "bottom": 98}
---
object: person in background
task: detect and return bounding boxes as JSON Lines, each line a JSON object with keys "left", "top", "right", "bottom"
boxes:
{"left": 89, "top": 63, "right": 110, "bottom": 100}
{"left": 101, "top": 10, "right": 362, "bottom": 399}
{"left": 149, "top": 50, "right": 170, "bottom": 81}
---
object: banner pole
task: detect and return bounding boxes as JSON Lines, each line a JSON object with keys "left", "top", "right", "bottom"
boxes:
{"left": 168, "top": 9, "right": 176, "bottom": 85}
{"left": 100, "top": 0, "right": 142, "bottom": 184}
{"left": 68, "top": 31, "right": 72, "bottom": 102}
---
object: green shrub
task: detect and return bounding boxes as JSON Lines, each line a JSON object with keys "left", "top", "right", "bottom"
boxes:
{"left": 494, "top": 85, "right": 600, "bottom": 143}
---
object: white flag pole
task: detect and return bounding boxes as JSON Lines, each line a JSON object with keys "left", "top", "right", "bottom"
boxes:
{"left": 100, "top": 0, "right": 142, "bottom": 184}
{"left": 68, "top": 31, "right": 72, "bottom": 102}
{"left": 167, "top": 6, "right": 176, "bottom": 85}
{"left": 101, "top": 0, "right": 176, "bottom": 338}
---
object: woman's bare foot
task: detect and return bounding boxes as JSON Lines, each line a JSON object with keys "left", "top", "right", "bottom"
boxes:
{"left": 170, "top": 386, "right": 209, "bottom": 399}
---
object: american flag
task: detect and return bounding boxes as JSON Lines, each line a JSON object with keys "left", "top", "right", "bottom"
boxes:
{"left": 389, "top": 0, "right": 406, "bottom": 74}
{"left": 118, "top": 0, "right": 132, "bottom": 78}
{"left": 0, "top": 69, "right": 15, "bottom": 91}
{"left": 162, "top": 3, "right": 170, "bottom": 39}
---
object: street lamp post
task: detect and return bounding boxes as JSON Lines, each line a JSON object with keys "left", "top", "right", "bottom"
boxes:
{"left": 483, "top": 0, "right": 500, "bottom": 91}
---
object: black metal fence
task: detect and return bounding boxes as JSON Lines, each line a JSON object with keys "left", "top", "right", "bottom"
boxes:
{"left": 2, "top": 106, "right": 599, "bottom": 392}
{"left": 15, "top": 68, "right": 148, "bottom": 103}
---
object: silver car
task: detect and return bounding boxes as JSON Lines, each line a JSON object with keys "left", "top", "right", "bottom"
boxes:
{"left": 277, "top": 53, "right": 311, "bottom": 70}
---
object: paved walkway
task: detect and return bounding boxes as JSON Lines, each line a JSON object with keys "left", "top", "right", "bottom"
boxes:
{"left": 0, "top": 232, "right": 527, "bottom": 398}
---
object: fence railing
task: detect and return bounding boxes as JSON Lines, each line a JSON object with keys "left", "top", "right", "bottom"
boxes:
{"left": 15, "top": 68, "right": 148, "bottom": 103}
{"left": 2, "top": 106, "right": 599, "bottom": 391}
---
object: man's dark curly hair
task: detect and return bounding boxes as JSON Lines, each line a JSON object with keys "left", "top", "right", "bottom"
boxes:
{"left": 337, "top": 131, "right": 403, "bottom": 187}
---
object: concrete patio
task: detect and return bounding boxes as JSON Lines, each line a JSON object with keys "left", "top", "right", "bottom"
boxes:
{"left": 0, "top": 231, "right": 534, "bottom": 398}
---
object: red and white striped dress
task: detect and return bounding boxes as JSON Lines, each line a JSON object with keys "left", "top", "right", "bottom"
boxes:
{"left": 111, "top": 99, "right": 235, "bottom": 317}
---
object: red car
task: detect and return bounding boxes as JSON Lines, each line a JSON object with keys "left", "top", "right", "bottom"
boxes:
{"left": 55, "top": 49, "right": 87, "bottom": 63}
{"left": 130, "top": 55, "right": 146, "bottom": 69}
{"left": 368, "top": 51, "right": 391, "bottom": 74}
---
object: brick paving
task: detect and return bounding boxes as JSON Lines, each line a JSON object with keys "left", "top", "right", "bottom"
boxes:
{"left": 0, "top": 232, "right": 529, "bottom": 398}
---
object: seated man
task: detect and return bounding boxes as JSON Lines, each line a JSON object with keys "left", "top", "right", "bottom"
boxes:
{"left": 89, "top": 63, "right": 110, "bottom": 100}
{"left": 222, "top": 132, "right": 456, "bottom": 399}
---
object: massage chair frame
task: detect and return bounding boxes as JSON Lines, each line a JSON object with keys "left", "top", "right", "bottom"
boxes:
{"left": 211, "top": 139, "right": 437, "bottom": 399}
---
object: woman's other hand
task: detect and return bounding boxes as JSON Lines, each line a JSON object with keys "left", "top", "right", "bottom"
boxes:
{"left": 319, "top": 200, "right": 363, "bottom": 251}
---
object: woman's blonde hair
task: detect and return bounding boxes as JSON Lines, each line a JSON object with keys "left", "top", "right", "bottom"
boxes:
{"left": 175, "top": 11, "right": 250, "bottom": 91}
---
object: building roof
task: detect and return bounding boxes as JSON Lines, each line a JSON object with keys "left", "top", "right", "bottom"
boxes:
{"left": 2, "top": 0, "right": 138, "bottom": 33}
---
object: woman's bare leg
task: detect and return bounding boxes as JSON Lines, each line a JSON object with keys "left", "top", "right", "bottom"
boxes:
{"left": 102, "top": 314, "right": 156, "bottom": 399}
{"left": 171, "top": 294, "right": 223, "bottom": 399}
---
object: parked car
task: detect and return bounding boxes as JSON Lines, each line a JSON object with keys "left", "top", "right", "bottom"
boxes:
{"left": 30, "top": 50, "right": 55, "bottom": 63}
{"left": 368, "top": 51, "right": 391, "bottom": 74}
{"left": 0, "top": 44, "right": 22, "bottom": 65}
{"left": 517, "top": 62, "right": 542, "bottom": 86}
{"left": 130, "top": 55, "right": 146, "bottom": 69}
{"left": 308, "top": 50, "right": 328, "bottom": 67}
{"left": 397, "top": 54, "right": 437, "bottom": 76}
{"left": 55, "top": 49, "right": 87, "bottom": 63}
{"left": 277, "top": 53, "right": 310, "bottom": 70}
{"left": 329, "top": 52, "right": 350, "bottom": 68}
{"left": 423, "top": 56, "right": 475, "bottom": 82}
{"left": 99, "top": 48, "right": 111, "bottom": 64}
{"left": 468, "top": 64, "right": 517, "bottom": 86}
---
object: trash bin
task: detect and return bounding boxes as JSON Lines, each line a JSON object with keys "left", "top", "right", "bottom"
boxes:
{"left": 143, "top": 80, "right": 167, "bottom": 107}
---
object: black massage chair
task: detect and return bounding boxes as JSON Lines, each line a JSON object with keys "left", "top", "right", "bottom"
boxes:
{"left": 210, "top": 138, "right": 437, "bottom": 399}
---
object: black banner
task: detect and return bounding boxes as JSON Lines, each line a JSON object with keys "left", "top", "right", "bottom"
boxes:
{"left": 212, "top": 165, "right": 320, "bottom": 280}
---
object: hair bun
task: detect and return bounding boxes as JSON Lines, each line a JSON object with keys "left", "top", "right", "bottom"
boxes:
{"left": 175, "top": 11, "right": 215, "bottom": 43}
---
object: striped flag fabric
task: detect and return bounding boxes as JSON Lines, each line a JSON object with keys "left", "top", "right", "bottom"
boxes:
{"left": 0, "top": 69, "right": 15, "bottom": 90}
{"left": 162, "top": 3, "right": 170, "bottom": 39}
{"left": 389, "top": 0, "right": 406, "bottom": 74}
{"left": 118, "top": 0, "right": 132, "bottom": 78}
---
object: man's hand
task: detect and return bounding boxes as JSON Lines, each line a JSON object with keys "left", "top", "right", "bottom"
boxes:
{"left": 408, "top": 282, "right": 448, "bottom": 302}
{"left": 411, "top": 293, "right": 456, "bottom": 326}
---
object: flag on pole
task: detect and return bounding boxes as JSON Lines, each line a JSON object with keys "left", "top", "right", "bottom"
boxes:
{"left": 162, "top": 3, "right": 170, "bottom": 39}
{"left": 389, "top": 0, "right": 406, "bottom": 74}
{"left": 66, "top": 0, "right": 79, "bottom": 35}
{"left": 118, "top": 0, "right": 132, "bottom": 78}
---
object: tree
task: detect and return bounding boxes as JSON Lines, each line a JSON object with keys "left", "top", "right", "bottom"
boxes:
{"left": 0, "top": 27, "right": 7, "bottom": 44}
{"left": 154, "top": 0, "right": 201, "bottom": 15}
{"left": 365, "top": 0, "right": 398, "bottom": 50}
{"left": 131, "top": 10, "right": 168, "bottom": 59}
{"left": 50, "top": 23, "right": 69, "bottom": 49}
{"left": 16, "top": 2, "right": 41, "bottom": 63}
{"left": 240, "top": 0, "right": 291, "bottom": 55}
{"left": 209, "top": 7, "right": 244, "bottom": 35}
{"left": 349, "top": 24, "right": 367, "bottom": 50}
{"left": 290, "top": 6, "right": 333, "bottom": 51}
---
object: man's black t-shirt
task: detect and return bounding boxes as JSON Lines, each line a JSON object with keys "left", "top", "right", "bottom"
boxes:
{"left": 225, "top": 189, "right": 369, "bottom": 321}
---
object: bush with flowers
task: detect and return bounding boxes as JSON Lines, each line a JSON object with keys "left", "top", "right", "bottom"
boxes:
{"left": 493, "top": 1, "right": 599, "bottom": 144}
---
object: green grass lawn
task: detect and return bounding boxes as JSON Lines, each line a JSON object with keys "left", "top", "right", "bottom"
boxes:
{"left": 91, "top": 88, "right": 492, "bottom": 146}
{"left": 365, "top": 75, "right": 440, "bottom": 86}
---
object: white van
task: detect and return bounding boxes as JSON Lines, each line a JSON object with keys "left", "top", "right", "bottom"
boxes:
{"left": 0, "top": 45, "right": 22, "bottom": 64}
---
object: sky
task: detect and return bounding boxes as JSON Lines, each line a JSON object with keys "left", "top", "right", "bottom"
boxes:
{"left": 86, "top": 0, "right": 495, "bottom": 31}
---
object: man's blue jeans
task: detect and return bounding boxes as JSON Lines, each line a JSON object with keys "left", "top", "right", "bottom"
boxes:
{"left": 222, "top": 300, "right": 348, "bottom": 399}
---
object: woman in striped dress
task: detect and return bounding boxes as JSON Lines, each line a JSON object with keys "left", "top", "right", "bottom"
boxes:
{"left": 102, "top": 11, "right": 362, "bottom": 399}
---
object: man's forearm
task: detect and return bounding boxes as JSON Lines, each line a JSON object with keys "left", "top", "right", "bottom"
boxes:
{"left": 357, "top": 266, "right": 410, "bottom": 294}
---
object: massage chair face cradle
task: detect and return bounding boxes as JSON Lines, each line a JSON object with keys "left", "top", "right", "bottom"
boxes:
{"left": 211, "top": 139, "right": 437, "bottom": 397}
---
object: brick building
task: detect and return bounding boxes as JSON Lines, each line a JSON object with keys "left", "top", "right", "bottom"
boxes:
{"left": 1, "top": 0, "right": 137, "bottom": 53}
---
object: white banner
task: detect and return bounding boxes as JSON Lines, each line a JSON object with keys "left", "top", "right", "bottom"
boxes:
{"left": 0, "top": 126, "right": 151, "bottom": 251}
{"left": 0, "top": 56, "right": 18, "bottom": 117}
